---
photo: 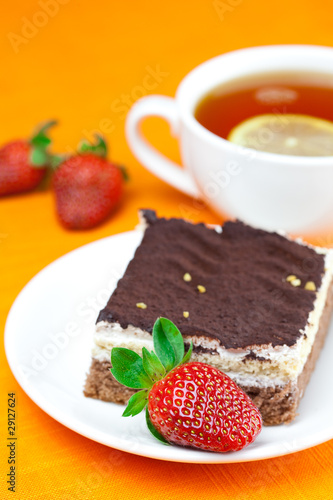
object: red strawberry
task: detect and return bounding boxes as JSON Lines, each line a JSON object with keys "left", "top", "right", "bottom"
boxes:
{"left": 0, "top": 121, "right": 57, "bottom": 196}
{"left": 53, "top": 135, "right": 124, "bottom": 229}
{"left": 148, "top": 362, "right": 261, "bottom": 452}
{"left": 111, "top": 318, "right": 262, "bottom": 453}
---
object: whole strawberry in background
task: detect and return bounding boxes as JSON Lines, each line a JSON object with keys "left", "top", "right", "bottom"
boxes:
{"left": 53, "top": 135, "right": 125, "bottom": 230}
{"left": 0, "top": 121, "right": 57, "bottom": 196}
{"left": 111, "top": 318, "right": 262, "bottom": 453}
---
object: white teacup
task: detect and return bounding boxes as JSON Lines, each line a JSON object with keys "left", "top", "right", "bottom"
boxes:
{"left": 125, "top": 45, "right": 333, "bottom": 236}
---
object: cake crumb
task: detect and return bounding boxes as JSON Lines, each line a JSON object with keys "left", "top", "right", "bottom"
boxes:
{"left": 286, "top": 274, "right": 297, "bottom": 282}
{"left": 183, "top": 311, "right": 190, "bottom": 318}
{"left": 290, "top": 278, "right": 301, "bottom": 287}
{"left": 305, "top": 281, "right": 316, "bottom": 291}
{"left": 136, "top": 302, "right": 147, "bottom": 309}
{"left": 183, "top": 273, "right": 192, "bottom": 282}
{"left": 197, "top": 285, "right": 206, "bottom": 293}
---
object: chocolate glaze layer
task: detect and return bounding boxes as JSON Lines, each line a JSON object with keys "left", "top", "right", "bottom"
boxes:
{"left": 98, "top": 211, "right": 325, "bottom": 349}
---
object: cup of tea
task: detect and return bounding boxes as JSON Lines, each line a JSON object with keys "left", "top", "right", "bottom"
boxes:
{"left": 125, "top": 45, "right": 333, "bottom": 236}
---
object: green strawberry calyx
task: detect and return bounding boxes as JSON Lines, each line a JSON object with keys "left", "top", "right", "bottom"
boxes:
{"left": 77, "top": 133, "right": 129, "bottom": 181}
{"left": 78, "top": 133, "right": 108, "bottom": 158}
{"left": 29, "top": 120, "right": 58, "bottom": 168}
{"left": 77, "top": 133, "right": 129, "bottom": 182}
{"left": 110, "top": 317, "right": 193, "bottom": 444}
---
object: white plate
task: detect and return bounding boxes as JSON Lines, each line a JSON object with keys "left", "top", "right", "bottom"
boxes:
{"left": 5, "top": 230, "right": 333, "bottom": 463}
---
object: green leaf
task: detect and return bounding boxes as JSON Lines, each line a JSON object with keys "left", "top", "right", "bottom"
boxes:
{"left": 79, "top": 140, "right": 91, "bottom": 153}
{"left": 78, "top": 133, "right": 107, "bottom": 158}
{"left": 153, "top": 318, "right": 184, "bottom": 371}
{"left": 142, "top": 347, "right": 166, "bottom": 383}
{"left": 30, "top": 120, "right": 57, "bottom": 149}
{"left": 181, "top": 341, "right": 193, "bottom": 365}
{"left": 122, "top": 390, "right": 148, "bottom": 417}
{"left": 160, "top": 318, "right": 185, "bottom": 365}
{"left": 152, "top": 319, "right": 176, "bottom": 371}
{"left": 111, "top": 348, "right": 152, "bottom": 389}
{"left": 30, "top": 134, "right": 51, "bottom": 149}
{"left": 29, "top": 120, "right": 58, "bottom": 168}
{"left": 145, "top": 407, "right": 169, "bottom": 445}
{"left": 30, "top": 148, "right": 48, "bottom": 167}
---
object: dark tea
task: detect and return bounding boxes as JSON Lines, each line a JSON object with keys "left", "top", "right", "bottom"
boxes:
{"left": 194, "top": 71, "right": 333, "bottom": 140}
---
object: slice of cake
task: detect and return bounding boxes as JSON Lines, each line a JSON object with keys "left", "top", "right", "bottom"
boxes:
{"left": 84, "top": 210, "right": 333, "bottom": 425}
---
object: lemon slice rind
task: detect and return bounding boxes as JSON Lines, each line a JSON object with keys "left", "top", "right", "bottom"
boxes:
{"left": 227, "top": 113, "right": 333, "bottom": 157}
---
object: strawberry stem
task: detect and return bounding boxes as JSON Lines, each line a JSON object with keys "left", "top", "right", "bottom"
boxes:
{"left": 32, "top": 120, "right": 58, "bottom": 138}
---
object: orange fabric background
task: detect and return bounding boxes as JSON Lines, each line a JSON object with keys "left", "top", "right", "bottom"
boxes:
{"left": 1, "top": 0, "right": 333, "bottom": 498}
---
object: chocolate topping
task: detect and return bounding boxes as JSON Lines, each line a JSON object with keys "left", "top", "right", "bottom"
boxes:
{"left": 244, "top": 351, "right": 269, "bottom": 362}
{"left": 98, "top": 211, "right": 325, "bottom": 349}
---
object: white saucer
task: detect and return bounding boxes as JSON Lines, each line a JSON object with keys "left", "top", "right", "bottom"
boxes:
{"left": 5, "top": 230, "right": 333, "bottom": 463}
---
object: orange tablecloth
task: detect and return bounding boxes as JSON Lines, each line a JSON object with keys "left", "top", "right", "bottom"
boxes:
{"left": 1, "top": 1, "right": 333, "bottom": 498}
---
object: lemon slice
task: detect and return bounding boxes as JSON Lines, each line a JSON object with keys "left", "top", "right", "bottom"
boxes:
{"left": 228, "top": 114, "right": 333, "bottom": 156}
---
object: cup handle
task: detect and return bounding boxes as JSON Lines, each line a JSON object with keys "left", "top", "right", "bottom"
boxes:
{"left": 125, "top": 95, "right": 201, "bottom": 198}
